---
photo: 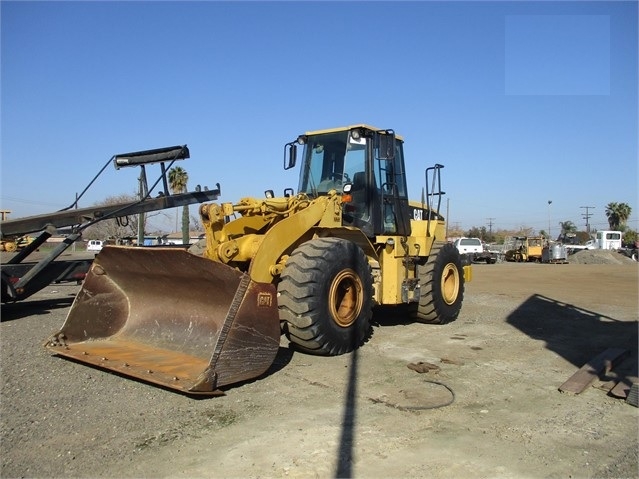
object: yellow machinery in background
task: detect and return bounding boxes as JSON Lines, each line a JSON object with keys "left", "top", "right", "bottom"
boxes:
{"left": 505, "top": 236, "right": 544, "bottom": 262}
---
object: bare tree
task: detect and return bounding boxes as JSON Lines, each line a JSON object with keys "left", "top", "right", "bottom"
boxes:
{"left": 190, "top": 214, "right": 202, "bottom": 232}
{"left": 83, "top": 193, "right": 163, "bottom": 241}
{"left": 168, "top": 166, "right": 190, "bottom": 244}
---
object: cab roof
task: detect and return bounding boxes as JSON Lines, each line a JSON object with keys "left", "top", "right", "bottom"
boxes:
{"left": 304, "top": 124, "right": 404, "bottom": 141}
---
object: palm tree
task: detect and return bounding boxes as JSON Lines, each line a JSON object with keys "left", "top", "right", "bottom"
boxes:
{"left": 168, "top": 166, "right": 190, "bottom": 245}
{"left": 559, "top": 220, "right": 577, "bottom": 235}
{"left": 557, "top": 220, "right": 577, "bottom": 242}
{"left": 605, "top": 202, "right": 632, "bottom": 231}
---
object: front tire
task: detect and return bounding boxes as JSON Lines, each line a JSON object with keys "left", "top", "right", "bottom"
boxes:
{"left": 277, "top": 238, "right": 373, "bottom": 356}
{"left": 409, "top": 242, "right": 464, "bottom": 324}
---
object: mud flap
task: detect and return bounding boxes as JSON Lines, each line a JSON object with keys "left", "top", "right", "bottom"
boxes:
{"left": 44, "top": 247, "right": 281, "bottom": 395}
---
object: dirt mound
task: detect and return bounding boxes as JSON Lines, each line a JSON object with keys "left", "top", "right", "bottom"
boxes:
{"left": 568, "top": 249, "right": 637, "bottom": 265}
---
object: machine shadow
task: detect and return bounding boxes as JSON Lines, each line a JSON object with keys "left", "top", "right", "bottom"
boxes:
{"left": 334, "top": 337, "right": 360, "bottom": 479}
{"left": 1, "top": 295, "right": 77, "bottom": 322}
{"left": 506, "top": 293, "right": 638, "bottom": 370}
{"left": 370, "top": 305, "right": 413, "bottom": 327}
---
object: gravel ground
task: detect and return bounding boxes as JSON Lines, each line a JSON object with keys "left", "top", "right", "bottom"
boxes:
{"left": 1, "top": 251, "right": 637, "bottom": 478}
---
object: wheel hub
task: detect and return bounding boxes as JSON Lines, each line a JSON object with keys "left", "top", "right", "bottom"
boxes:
{"left": 329, "top": 269, "right": 363, "bottom": 328}
{"left": 441, "top": 263, "right": 460, "bottom": 305}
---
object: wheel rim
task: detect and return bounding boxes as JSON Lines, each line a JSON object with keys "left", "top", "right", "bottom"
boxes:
{"left": 440, "top": 263, "right": 460, "bottom": 305}
{"left": 328, "top": 269, "right": 363, "bottom": 328}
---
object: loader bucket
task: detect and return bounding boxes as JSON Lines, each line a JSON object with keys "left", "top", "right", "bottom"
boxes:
{"left": 44, "top": 246, "right": 281, "bottom": 395}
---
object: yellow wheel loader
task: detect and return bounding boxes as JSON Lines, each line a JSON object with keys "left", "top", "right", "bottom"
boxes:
{"left": 45, "top": 125, "right": 472, "bottom": 395}
{"left": 504, "top": 236, "right": 544, "bottom": 262}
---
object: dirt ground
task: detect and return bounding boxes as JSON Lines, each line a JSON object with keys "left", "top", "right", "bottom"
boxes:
{"left": 1, "top": 252, "right": 638, "bottom": 478}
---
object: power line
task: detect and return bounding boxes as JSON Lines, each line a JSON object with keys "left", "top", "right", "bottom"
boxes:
{"left": 1, "top": 196, "right": 67, "bottom": 208}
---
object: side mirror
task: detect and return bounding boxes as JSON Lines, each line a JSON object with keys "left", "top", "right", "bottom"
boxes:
{"left": 376, "top": 131, "right": 396, "bottom": 160}
{"left": 284, "top": 142, "right": 297, "bottom": 170}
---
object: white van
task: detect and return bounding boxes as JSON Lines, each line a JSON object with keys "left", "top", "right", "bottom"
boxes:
{"left": 87, "top": 240, "right": 104, "bottom": 252}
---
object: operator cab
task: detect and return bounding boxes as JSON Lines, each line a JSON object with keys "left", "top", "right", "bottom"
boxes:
{"left": 287, "top": 125, "right": 411, "bottom": 238}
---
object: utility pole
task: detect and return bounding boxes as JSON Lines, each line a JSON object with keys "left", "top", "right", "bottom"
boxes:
{"left": 445, "top": 198, "right": 450, "bottom": 239}
{"left": 547, "top": 200, "right": 552, "bottom": 240}
{"left": 580, "top": 206, "right": 595, "bottom": 234}
{"left": 73, "top": 193, "right": 78, "bottom": 252}
{"left": 137, "top": 167, "right": 147, "bottom": 246}
{"left": 486, "top": 218, "right": 495, "bottom": 237}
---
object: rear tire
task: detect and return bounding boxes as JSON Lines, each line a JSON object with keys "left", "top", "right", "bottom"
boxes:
{"left": 277, "top": 237, "right": 373, "bottom": 356}
{"left": 409, "top": 242, "right": 464, "bottom": 324}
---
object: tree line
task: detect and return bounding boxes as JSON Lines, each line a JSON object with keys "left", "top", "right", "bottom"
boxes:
{"left": 449, "top": 202, "right": 635, "bottom": 246}
{"left": 84, "top": 176, "right": 635, "bottom": 249}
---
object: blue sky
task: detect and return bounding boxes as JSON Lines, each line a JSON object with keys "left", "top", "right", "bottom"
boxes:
{"left": 2, "top": 0, "right": 637, "bottom": 235}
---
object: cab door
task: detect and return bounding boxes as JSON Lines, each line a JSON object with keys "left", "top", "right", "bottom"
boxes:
{"left": 373, "top": 133, "right": 411, "bottom": 237}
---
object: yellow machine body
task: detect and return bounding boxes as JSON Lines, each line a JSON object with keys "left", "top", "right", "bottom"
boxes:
{"left": 45, "top": 125, "right": 470, "bottom": 395}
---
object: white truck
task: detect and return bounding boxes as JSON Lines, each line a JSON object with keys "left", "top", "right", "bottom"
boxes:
{"left": 566, "top": 231, "right": 622, "bottom": 254}
{"left": 453, "top": 237, "right": 497, "bottom": 264}
{"left": 594, "top": 231, "right": 637, "bottom": 260}
{"left": 594, "top": 230, "right": 623, "bottom": 250}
